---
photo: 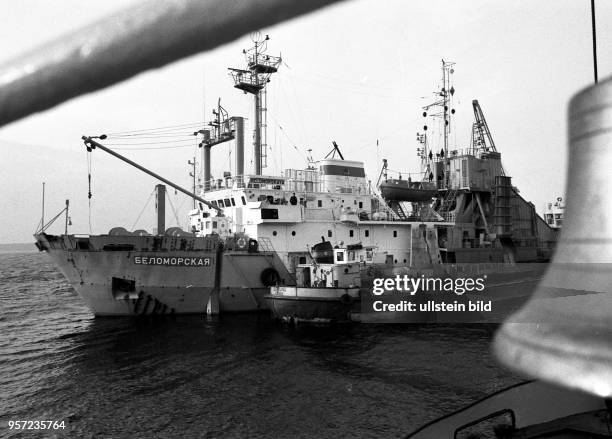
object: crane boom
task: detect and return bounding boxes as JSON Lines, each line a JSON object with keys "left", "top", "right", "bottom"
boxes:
{"left": 472, "top": 99, "right": 497, "bottom": 153}
{"left": 82, "top": 136, "right": 223, "bottom": 213}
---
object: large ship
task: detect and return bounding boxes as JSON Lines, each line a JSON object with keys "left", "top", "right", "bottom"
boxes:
{"left": 35, "top": 38, "right": 558, "bottom": 316}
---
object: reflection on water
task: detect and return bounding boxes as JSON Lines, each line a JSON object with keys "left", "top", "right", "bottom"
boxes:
{"left": 0, "top": 252, "right": 521, "bottom": 438}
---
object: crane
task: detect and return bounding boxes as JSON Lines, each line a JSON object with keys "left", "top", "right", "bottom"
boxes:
{"left": 471, "top": 99, "right": 497, "bottom": 153}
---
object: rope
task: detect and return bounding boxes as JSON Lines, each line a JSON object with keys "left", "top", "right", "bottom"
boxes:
{"left": 130, "top": 189, "right": 156, "bottom": 230}
{"left": 165, "top": 193, "right": 182, "bottom": 227}
{"left": 40, "top": 207, "right": 68, "bottom": 233}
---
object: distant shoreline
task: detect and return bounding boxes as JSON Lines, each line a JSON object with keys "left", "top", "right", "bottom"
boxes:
{"left": 0, "top": 243, "right": 37, "bottom": 254}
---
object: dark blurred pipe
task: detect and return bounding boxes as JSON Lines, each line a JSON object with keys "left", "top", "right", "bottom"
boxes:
{"left": 0, "top": 0, "right": 346, "bottom": 128}
{"left": 591, "top": 0, "right": 598, "bottom": 83}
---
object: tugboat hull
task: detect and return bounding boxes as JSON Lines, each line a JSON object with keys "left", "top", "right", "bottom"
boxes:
{"left": 265, "top": 286, "right": 360, "bottom": 323}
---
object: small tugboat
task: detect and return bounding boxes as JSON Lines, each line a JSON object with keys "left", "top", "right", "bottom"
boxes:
{"left": 265, "top": 241, "right": 375, "bottom": 323}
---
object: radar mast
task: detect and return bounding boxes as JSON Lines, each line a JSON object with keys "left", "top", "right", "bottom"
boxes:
{"left": 229, "top": 32, "right": 281, "bottom": 175}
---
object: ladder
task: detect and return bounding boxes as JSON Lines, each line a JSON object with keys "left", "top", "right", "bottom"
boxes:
{"left": 387, "top": 200, "right": 407, "bottom": 220}
{"left": 438, "top": 188, "right": 458, "bottom": 218}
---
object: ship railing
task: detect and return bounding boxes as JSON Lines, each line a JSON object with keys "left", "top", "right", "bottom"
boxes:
{"left": 201, "top": 175, "right": 248, "bottom": 192}
{"left": 383, "top": 169, "right": 428, "bottom": 181}
{"left": 442, "top": 262, "right": 529, "bottom": 276}
{"left": 442, "top": 212, "right": 456, "bottom": 222}
{"left": 431, "top": 148, "right": 482, "bottom": 161}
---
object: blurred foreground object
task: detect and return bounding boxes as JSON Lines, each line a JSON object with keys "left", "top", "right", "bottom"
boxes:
{"left": 0, "top": 0, "right": 344, "bottom": 127}
{"left": 494, "top": 75, "right": 612, "bottom": 398}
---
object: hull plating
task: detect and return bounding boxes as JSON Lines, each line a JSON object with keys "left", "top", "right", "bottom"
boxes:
{"left": 36, "top": 234, "right": 292, "bottom": 316}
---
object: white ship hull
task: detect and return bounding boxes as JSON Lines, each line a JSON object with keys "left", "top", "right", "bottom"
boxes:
{"left": 36, "top": 233, "right": 293, "bottom": 316}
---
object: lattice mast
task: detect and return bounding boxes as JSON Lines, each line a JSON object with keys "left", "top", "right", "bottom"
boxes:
{"left": 422, "top": 60, "right": 456, "bottom": 188}
{"left": 229, "top": 33, "right": 281, "bottom": 175}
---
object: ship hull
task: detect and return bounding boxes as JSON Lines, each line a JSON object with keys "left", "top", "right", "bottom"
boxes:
{"left": 265, "top": 286, "right": 360, "bottom": 322}
{"left": 35, "top": 233, "right": 293, "bottom": 316}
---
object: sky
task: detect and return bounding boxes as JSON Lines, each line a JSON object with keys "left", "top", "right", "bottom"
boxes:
{"left": 1, "top": 0, "right": 611, "bottom": 243}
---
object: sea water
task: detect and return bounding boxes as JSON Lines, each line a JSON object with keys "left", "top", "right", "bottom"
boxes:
{"left": 0, "top": 249, "right": 521, "bottom": 438}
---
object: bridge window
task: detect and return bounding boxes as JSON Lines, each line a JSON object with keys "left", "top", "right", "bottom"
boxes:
{"left": 393, "top": 231, "right": 397, "bottom": 237}
{"left": 359, "top": 201, "right": 363, "bottom": 209}
{"left": 262, "top": 209, "right": 279, "bottom": 219}
{"left": 217, "top": 199, "right": 224, "bottom": 207}
{"left": 349, "top": 230, "right": 354, "bottom": 237}
{"left": 224, "top": 198, "right": 231, "bottom": 206}
{"left": 230, "top": 198, "right": 236, "bottom": 206}
{"left": 318, "top": 200, "right": 322, "bottom": 207}
{"left": 241, "top": 196, "right": 246, "bottom": 205}
{"left": 365, "top": 230, "right": 369, "bottom": 237}
{"left": 328, "top": 230, "right": 332, "bottom": 238}
{"left": 212, "top": 221, "right": 218, "bottom": 228}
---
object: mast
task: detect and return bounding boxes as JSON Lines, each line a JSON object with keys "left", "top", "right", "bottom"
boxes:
{"left": 229, "top": 32, "right": 281, "bottom": 176}
{"left": 422, "top": 60, "right": 455, "bottom": 189}
{"left": 441, "top": 60, "right": 454, "bottom": 188}
{"left": 41, "top": 182, "right": 45, "bottom": 232}
{"left": 195, "top": 98, "right": 237, "bottom": 191}
{"left": 188, "top": 157, "right": 196, "bottom": 209}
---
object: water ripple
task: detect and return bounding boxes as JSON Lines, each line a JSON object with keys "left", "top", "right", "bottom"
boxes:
{"left": 0, "top": 251, "right": 521, "bottom": 438}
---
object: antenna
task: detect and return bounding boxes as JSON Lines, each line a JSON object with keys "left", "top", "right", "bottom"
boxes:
{"left": 306, "top": 148, "right": 315, "bottom": 168}
{"left": 325, "top": 141, "right": 345, "bottom": 160}
{"left": 229, "top": 34, "right": 281, "bottom": 175}
{"left": 188, "top": 157, "right": 196, "bottom": 209}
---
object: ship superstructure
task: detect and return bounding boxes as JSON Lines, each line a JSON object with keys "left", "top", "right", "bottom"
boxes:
{"left": 188, "top": 54, "right": 558, "bottom": 274}
{"left": 543, "top": 197, "right": 564, "bottom": 229}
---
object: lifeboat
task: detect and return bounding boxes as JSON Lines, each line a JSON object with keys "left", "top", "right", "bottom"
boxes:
{"left": 379, "top": 179, "right": 437, "bottom": 202}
